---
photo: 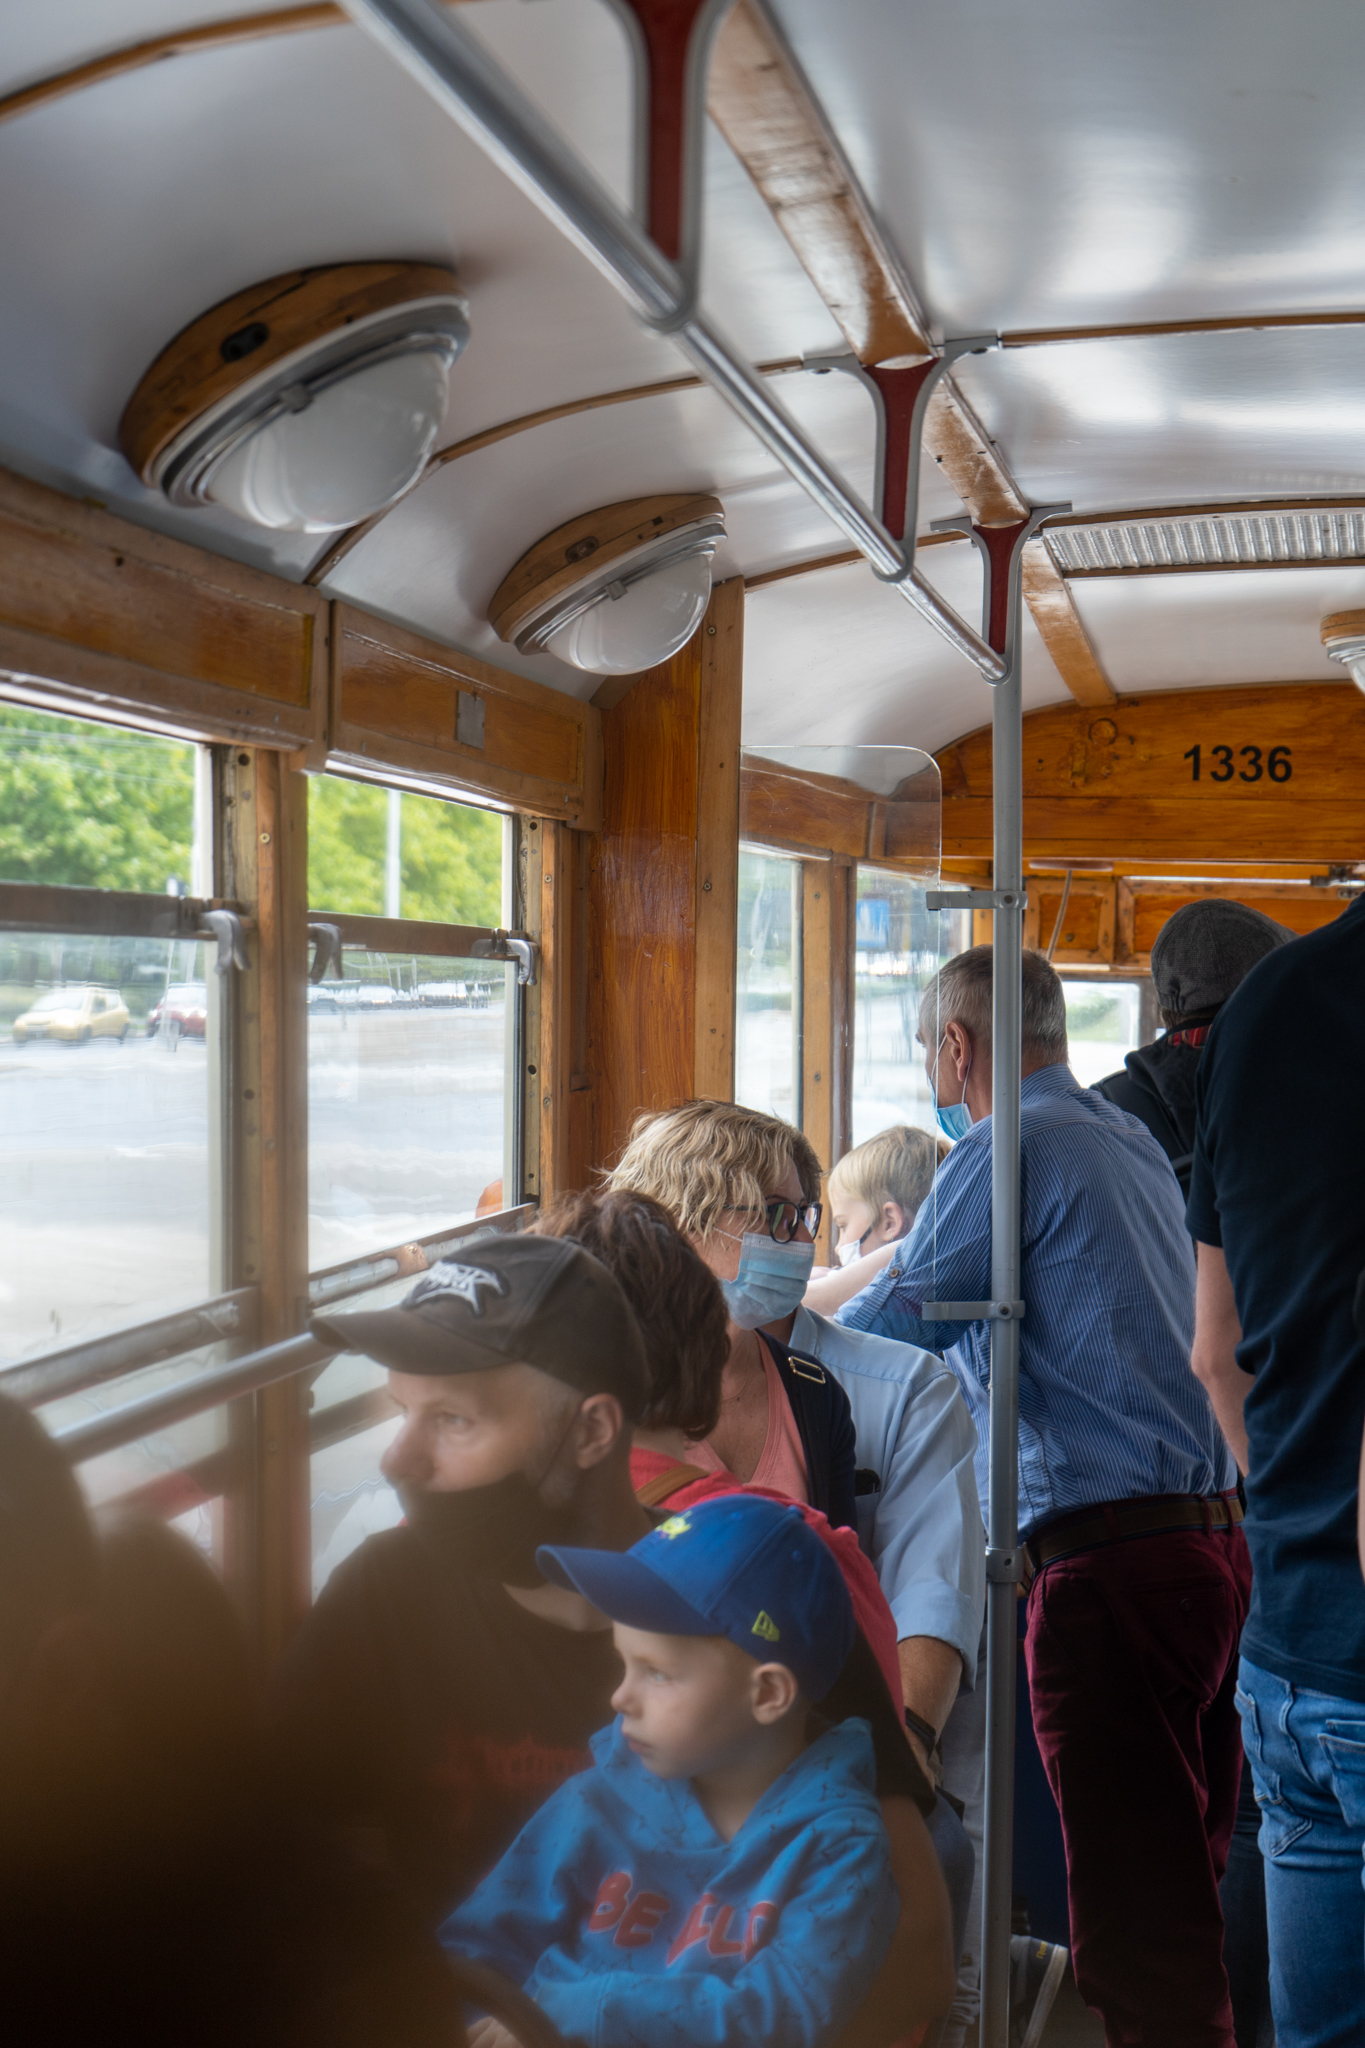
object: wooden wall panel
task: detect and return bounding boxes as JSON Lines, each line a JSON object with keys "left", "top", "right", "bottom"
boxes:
{"left": 330, "top": 602, "right": 602, "bottom": 829}
{"left": 939, "top": 685, "right": 1365, "bottom": 867}
{"left": 0, "top": 465, "right": 325, "bottom": 747}
{"left": 799, "top": 858, "right": 855, "bottom": 1252}
{"left": 1022, "top": 877, "right": 1116, "bottom": 964}
{"left": 575, "top": 582, "right": 743, "bottom": 1180}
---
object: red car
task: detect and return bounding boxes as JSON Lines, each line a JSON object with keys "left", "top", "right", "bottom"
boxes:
{"left": 146, "top": 982, "right": 208, "bottom": 1039}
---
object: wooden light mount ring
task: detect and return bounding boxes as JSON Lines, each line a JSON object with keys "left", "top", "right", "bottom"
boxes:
{"left": 488, "top": 493, "right": 725, "bottom": 646}
{"left": 120, "top": 260, "right": 466, "bottom": 486}
{"left": 1321, "top": 609, "right": 1365, "bottom": 646}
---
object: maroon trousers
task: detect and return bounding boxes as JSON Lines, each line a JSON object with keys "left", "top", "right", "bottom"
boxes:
{"left": 1024, "top": 1521, "right": 1252, "bottom": 2048}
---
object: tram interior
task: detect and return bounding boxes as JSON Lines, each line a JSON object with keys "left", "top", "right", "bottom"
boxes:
{"left": 2, "top": 1, "right": 1363, "bottom": 2044}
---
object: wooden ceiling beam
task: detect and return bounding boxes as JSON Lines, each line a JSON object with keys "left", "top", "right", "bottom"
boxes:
{"left": 708, "top": 0, "right": 1116, "bottom": 708}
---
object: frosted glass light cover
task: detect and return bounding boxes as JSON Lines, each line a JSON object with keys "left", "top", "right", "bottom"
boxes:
{"left": 545, "top": 553, "right": 714, "bottom": 674}
{"left": 207, "top": 350, "right": 450, "bottom": 532}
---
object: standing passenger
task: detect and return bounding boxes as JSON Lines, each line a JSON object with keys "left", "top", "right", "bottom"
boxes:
{"left": 837, "top": 945, "right": 1248, "bottom": 2048}
{"left": 1097, "top": 897, "right": 1292, "bottom": 2048}
{"left": 1188, "top": 895, "right": 1365, "bottom": 2048}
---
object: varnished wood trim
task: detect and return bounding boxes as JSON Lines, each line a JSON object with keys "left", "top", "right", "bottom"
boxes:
{"left": 707, "top": 0, "right": 931, "bottom": 365}
{"left": 0, "top": 463, "right": 326, "bottom": 749}
{"left": 1002, "top": 309, "right": 1365, "bottom": 350}
{"left": 1020, "top": 541, "right": 1117, "bottom": 707}
{"left": 303, "top": 360, "right": 801, "bottom": 587}
{"left": 0, "top": 6, "right": 346, "bottom": 130}
{"left": 329, "top": 600, "right": 602, "bottom": 830}
{"left": 694, "top": 579, "right": 744, "bottom": 1102}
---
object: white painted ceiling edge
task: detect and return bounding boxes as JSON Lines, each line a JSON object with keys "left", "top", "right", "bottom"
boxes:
{"left": 2, "top": 1, "right": 1365, "bottom": 754}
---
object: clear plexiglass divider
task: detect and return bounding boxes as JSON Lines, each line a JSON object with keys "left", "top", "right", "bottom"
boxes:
{"left": 738, "top": 744, "right": 969, "bottom": 1286}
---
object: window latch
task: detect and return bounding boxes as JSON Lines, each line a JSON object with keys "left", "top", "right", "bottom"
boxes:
{"left": 471, "top": 930, "right": 538, "bottom": 987}
{"left": 194, "top": 907, "right": 250, "bottom": 976}
{"left": 307, "top": 922, "right": 344, "bottom": 984}
{"left": 925, "top": 888, "right": 1027, "bottom": 912}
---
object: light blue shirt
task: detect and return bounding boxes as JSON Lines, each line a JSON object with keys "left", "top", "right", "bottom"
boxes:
{"left": 790, "top": 1305, "right": 985, "bottom": 1679}
{"left": 835, "top": 1065, "right": 1234, "bottom": 1540}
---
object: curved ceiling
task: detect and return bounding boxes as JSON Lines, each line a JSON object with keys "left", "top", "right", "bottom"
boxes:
{"left": 2, "top": 0, "right": 1364, "bottom": 750}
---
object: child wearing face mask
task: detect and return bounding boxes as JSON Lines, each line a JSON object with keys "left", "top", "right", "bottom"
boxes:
{"left": 439, "top": 1494, "right": 899, "bottom": 2048}
{"left": 828, "top": 1127, "right": 949, "bottom": 1269}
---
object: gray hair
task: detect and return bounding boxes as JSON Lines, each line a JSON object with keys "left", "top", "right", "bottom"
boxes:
{"left": 917, "top": 945, "right": 1068, "bottom": 1064}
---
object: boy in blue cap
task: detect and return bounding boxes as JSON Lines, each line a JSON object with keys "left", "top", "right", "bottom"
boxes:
{"left": 440, "top": 1492, "right": 898, "bottom": 2048}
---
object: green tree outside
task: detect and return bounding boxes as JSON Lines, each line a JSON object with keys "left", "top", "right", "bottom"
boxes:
{"left": 308, "top": 775, "right": 502, "bottom": 924}
{"left": 0, "top": 704, "right": 194, "bottom": 891}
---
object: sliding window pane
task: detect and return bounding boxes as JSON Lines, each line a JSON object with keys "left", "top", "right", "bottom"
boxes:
{"left": 734, "top": 848, "right": 800, "bottom": 1122}
{"left": 852, "top": 870, "right": 971, "bottom": 1146}
{"left": 308, "top": 956, "right": 509, "bottom": 1270}
{"left": 0, "top": 931, "right": 216, "bottom": 1363}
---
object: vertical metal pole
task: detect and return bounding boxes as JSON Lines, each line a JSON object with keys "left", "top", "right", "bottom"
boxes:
{"left": 975, "top": 505, "right": 1066, "bottom": 2048}
{"left": 981, "top": 644, "right": 1024, "bottom": 2048}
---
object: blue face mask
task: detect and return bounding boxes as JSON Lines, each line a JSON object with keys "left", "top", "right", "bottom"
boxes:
{"left": 931, "top": 1031, "right": 973, "bottom": 1142}
{"left": 719, "top": 1232, "right": 816, "bottom": 1330}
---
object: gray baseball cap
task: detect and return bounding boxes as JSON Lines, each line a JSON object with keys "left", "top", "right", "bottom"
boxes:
{"left": 1150, "top": 899, "right": 1295, "bottom": 1018}
{"left": 312, "top": 1233, "right": 649, "bottom": 1417}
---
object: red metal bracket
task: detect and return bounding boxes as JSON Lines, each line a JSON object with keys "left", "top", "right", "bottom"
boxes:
{"left": 609, "top": 0, "right": 732, "bottom": 292}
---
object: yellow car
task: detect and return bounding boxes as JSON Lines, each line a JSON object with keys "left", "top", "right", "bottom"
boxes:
{"left": 12, "top": 985, "right": 131, "bottom": 1044}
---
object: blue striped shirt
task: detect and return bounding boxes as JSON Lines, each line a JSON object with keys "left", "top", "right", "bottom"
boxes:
{"left": 835, "top": 1064, "right": 1234, "bottom": 1539}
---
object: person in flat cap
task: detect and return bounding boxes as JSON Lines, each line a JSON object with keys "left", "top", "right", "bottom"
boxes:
{"left": 1094, "top": 899, "right": 1293, "bottom": 1196}
{"left": 268, "top": 1232, "right": 952, "bottom": 2036}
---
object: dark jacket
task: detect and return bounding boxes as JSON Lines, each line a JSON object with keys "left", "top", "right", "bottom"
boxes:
{"left": 1094, "top": 1038, "right": 1203, "bottom": 1195}
{"left": 758, "top": 1331, "right": 858, "bottom": 1532}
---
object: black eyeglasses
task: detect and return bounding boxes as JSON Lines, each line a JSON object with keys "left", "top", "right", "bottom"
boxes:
{"left": 761, "top": 1198, "right": 822, "bottom": 1243}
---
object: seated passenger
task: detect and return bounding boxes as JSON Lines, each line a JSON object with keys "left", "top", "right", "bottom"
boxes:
{"left": 271, "top": 1234, "right": 953, "bottom": 2040}
{"left": 609, "top": 1103, "right": 859, "bottom": 1526}
{"left": 608, "top": 1104, "right": 983, "bottom": 1769}
{"left": 443, "top": 1495, "right": 897, "bottom": 2048}
{"left": 831, "top": 1125, "right": 948, "bottom": 1265}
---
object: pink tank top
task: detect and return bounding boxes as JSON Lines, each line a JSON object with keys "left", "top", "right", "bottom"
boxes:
{"left": 688, "top": 1341, "right": 810, "bottom": 1504}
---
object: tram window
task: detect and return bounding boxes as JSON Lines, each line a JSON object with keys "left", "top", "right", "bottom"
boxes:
{"left": 38, "top": 1339, "right": 232, "bottom": 1563}
{"left": 1061, "top": 979, "right": 1145, "bottom": 1087}
{"left": 0, "top": 705, "right": 219, "bottom": 1365}
{"left": 734, "top": 846, "right": 802, "bottom": 1121}
{"left": 307, "top": 774, "right": 512, "bottom": 1274}
{"left": 309, "top": 1336, "right": 405, "bottom": 1594}
{"left": 851, "top": 866, "right": 971, "bottom": 1147}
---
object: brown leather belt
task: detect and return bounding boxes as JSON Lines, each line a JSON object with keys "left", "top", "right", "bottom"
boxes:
{"left": 1022, "top": 1490, "right": 1243, "bottom": 1589}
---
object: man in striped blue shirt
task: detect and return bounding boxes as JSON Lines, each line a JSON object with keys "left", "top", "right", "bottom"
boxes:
{"left": 837, "top": 946, "right": 1249, "bottom": 2048}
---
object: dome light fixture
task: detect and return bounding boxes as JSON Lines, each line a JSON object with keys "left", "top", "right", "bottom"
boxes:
{"left": 489, "top": 494, "right": 726, "bottom": 676}
{"left": 120, "top": 261, "right": 470, "bottom": 533}
{"left": 1322, "top": 610, "right": 1365, "bottom": 693}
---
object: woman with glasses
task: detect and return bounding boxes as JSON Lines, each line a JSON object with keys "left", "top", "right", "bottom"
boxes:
{"left": 608, "top": 1099, "right": 858, "bottom": 1528}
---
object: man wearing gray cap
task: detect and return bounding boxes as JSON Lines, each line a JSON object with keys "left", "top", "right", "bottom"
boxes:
{"left": 1095, "top": 899, "right": 1293, "bottom": 1196}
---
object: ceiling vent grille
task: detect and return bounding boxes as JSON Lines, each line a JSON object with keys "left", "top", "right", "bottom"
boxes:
{"left": 1047, "top": 508, "right": 1365, "bottom": 574}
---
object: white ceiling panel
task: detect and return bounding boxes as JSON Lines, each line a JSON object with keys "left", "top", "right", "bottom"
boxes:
{"left": 741, "top": 544, "right": 1063, "bottom": 760}
{"left": 323, "top": 365, "right": 962, "bottom": 692}
{"left": 1070, "top": 565, "right": 1365, "bottom": 692}
{"left": 770, "top": 0, "right": 1365, "bottom": 337}
{"left": 952, "top": 328, "right": 1365, "bottom": 514}
{"left": 0, "top": 0, "right": 291, "bottom": 98}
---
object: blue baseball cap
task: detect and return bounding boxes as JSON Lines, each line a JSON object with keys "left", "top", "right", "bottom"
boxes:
{"left": 537, "top": 1493, "right": 854, "bottom": 1702}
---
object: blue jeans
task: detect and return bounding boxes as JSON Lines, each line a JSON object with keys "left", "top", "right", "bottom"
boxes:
{"left": 1237, "top": 1655, "right": 1365, "bottom": 2048}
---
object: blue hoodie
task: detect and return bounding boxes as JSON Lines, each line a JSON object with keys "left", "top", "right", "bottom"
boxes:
{"left": 440, "top": 1715, "right": 897, "bottom": 2048}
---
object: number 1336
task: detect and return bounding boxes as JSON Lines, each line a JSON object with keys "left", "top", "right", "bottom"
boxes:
{"left": 1182, "top": 744, "right": 1292, "bottom": 783}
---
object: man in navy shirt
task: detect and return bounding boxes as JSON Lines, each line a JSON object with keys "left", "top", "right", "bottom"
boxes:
{"left": 1188, "top": 895, "right": 1365, "bottom": 2048}
{"left": 839, "top": 945, "right": 1247, "bottom": 2048}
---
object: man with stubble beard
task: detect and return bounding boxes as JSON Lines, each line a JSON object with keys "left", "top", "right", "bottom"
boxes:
{"left": 270, "top": 1234, "right": 952, "bottom": 2040}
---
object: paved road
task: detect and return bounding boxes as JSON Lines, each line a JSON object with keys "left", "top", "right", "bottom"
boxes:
{"left": 0, "top": 1006, "right": 509, "bottom": 1365}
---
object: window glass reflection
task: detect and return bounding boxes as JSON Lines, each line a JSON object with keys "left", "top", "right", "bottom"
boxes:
{"left": 734, "top": 847, "right": 801, "bottom": 1123}
{"left": 852, "top": 869, "right": 971, "bottom": 1147}
{"left": 308, "top": 955, "right": 509, "bottom": 1270}
{"left": 0, "top": 932, "right": 215, "bottom": 1363}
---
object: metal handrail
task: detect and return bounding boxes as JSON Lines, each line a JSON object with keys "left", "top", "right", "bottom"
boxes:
{"left": 0, "top": 1289, "right": 260, "bottom": 1409}
{"left": 307, "top": 1204, "right": 536, "bottom": 1308}
{"left": 338, "top": 0, "right": 1006, "bottom": 683}
{"left": 55, "top": 1331, "right": 333, "bottom": 1465}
